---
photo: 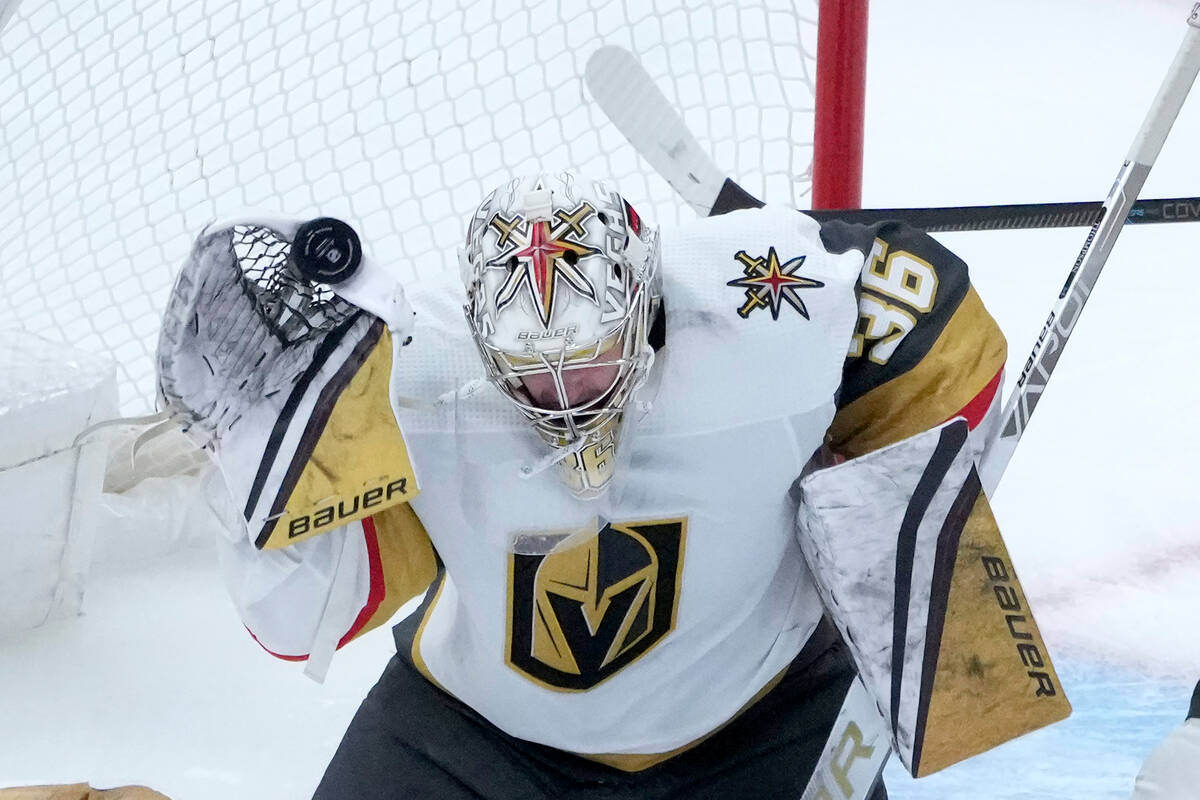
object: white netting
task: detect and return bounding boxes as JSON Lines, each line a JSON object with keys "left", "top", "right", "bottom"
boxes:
{"left": 0, "top": 0, "right": 824, "bottom": 419}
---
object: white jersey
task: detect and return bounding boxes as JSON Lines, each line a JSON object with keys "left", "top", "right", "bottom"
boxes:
{"left": 216, "top": 203, "right": 1008, "bottom": 758}
{"left": 392, "top": 205, "right": 862, "bottom": 754}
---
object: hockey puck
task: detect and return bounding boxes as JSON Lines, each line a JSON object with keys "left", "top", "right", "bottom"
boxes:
{"left": 290, "top": 217, "right": 362, "bottom": 284}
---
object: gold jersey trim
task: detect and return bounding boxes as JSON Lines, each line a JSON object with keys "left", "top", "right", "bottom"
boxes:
{"left": 349, "top": 503, "right": 438, "bottom": 642}
{"left": 410, "top": 572, "right": 450, "bottom": 693}
{"left": 829, "top": 287, "right": 1006, "bottom": 458}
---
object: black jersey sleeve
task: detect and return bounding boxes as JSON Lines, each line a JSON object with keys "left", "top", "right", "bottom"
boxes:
{"left": 818, "top": 219, "right": 1007, "bottom": 458}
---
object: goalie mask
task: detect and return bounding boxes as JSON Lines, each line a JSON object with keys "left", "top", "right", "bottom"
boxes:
{"left": 460, "top": 173, "right": 662, "bottom": 498}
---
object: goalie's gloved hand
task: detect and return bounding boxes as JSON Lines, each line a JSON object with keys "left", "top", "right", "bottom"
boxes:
{"left": 156, "top": 215, "right": 418, "bottom": 549}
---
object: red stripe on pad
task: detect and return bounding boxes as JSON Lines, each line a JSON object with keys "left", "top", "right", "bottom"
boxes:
{"left": 950, "top": 368, "right": 1003, "bottom": 430}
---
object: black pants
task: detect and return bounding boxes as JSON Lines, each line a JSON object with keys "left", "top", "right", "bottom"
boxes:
{"left": 314, "top": 619, "right": 888, "bottom": 799}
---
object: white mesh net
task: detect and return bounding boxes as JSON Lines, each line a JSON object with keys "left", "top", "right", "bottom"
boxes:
{"left": 1, "top": 0, "right": 826, "bottom": 420}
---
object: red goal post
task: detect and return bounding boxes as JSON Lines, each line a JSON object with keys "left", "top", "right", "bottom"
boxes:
{"left": 815, "top": 0, "right": 869, "bottom": 210}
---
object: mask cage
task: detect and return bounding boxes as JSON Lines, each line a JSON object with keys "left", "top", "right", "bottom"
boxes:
{"left": 473, "top": 281, "right": 654, "bottom": 433}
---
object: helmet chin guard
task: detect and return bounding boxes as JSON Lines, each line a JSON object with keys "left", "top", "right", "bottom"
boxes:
{"left": 460, "top": 171, "right": 661, "bottom": 498}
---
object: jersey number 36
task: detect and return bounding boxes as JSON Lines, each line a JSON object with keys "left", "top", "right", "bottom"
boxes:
{"left": 849, "top": 238, "right": 939, "bottom": 366}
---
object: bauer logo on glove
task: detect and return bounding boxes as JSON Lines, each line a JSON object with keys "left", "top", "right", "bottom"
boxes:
{"left": 156, "top": 214, "right": 419, "bottom": 549}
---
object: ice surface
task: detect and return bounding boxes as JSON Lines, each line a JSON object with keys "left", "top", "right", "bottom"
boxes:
{"left": 2, "top": 0, "right": 1199, "bottom": 797}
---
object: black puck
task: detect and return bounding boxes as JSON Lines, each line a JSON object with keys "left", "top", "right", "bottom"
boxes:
{"left": 290, "top": 217, "right": 362, "bottom": 284}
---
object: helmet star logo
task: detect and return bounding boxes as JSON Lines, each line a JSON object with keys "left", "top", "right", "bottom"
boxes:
{"left": 487, "top": 203, "right": 602, "bottom": 328}
{"left": 727, "top": 247, "right": 825, "bottom": 320}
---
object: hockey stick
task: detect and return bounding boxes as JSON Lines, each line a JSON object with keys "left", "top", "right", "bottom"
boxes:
{"left": 806, "top": 196, "right": 1200, "bottom": 231}
{"left": 978, "top": 6, "right": 1200, "bottom": 492}
{"left": 585, "top": 46, "right": 1200, "bottom": 232}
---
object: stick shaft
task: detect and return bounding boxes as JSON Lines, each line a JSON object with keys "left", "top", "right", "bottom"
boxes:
{"left": 805, "top": 195, "right": 1200, "bottom": 231}
{"left": 979, "top": 9, "right": 1200, "bottom": 493}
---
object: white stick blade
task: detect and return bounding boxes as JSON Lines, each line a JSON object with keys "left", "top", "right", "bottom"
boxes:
{"left": 584, "top": 45, "right": 727, "bottom": 215}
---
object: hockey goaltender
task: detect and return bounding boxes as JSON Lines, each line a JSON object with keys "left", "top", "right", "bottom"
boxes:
{"left": 4, "top": 172, "right": 1075, "bottom": 798}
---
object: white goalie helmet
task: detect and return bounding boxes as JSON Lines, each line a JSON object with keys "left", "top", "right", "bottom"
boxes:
{"left": 460, "top": 172, "right": 662, "bottom": 498}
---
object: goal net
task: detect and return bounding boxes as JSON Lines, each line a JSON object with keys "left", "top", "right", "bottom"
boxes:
{"left": 0, "top": 0, "right": 867, "bottom": 496}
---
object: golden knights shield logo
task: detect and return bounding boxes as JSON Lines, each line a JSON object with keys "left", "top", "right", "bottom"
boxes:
{"left": 507, "top": 518, "right": 687, "bottom": 691}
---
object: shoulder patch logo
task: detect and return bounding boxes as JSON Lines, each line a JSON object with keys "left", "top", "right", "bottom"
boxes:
{"left": 727, "top": 246, "right": 825, "bottom": 320}
{"left": 507, "top": 517, "right": 687, "bottom": 692}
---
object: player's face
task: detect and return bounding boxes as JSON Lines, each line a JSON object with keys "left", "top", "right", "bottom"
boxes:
{"left": 520, "top": 341, "right": 623, "bottom": 411}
